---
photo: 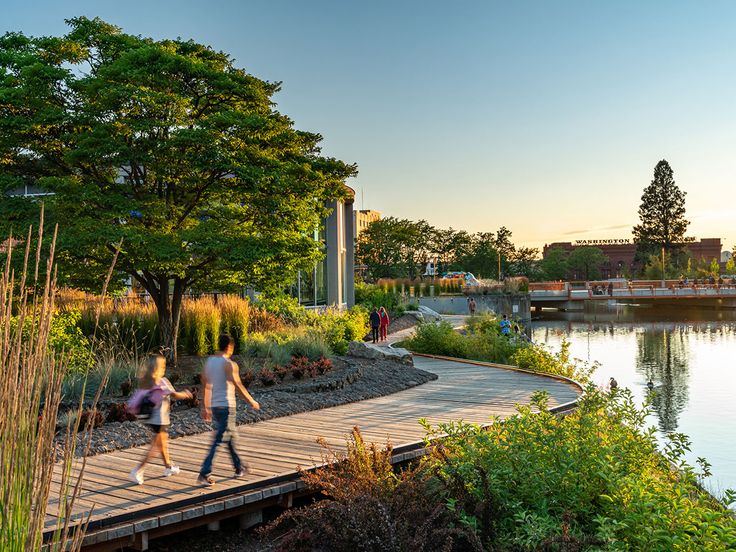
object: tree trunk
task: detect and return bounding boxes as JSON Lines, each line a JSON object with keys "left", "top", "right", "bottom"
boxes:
{"left": 149, "top": 276, "right": 187, "bottom": 367}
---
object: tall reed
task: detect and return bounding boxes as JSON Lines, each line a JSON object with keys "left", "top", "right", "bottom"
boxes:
{"left": 218, "top": 295, "right": 250, "bottom": 351}
{"left": 180, "top": 297, "right": 221, "bottom": 355}
{"left": 0, "top": 215, "right": 96, "bottom": 550}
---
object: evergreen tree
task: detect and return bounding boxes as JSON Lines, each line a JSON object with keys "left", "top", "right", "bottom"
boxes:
{"left": 633, "top": 160, "right": 690, "bottom": 264}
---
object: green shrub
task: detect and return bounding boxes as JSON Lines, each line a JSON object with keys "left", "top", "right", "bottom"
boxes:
{"left": 510, "top": 339, "right": 594, "bottom": 382}
{"left": 402, "top": 321, "right": 469, "bottom": 358}
{"left": 403, "top": 320, "right": 526, "bottom": 365}
{"left": 287, "top": 332, "right": 332, "bottom": 361}
{"left": 303, "top": 306, "right": 369, "bottom": 354}
{"left": 48, "top": 310, "right": 95, "bottom": 373}
{"left": 355, "top": 281, "right": 400, "bottom": 313}
{"left": 424, "top": 388, "right": 736, "bottom": 550}
{"left": 255, "top": 293, "right": 307, "bottom": 325}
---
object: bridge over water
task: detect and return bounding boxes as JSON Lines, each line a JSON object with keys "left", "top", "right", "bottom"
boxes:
{"left": 529, "top": 280, "right": 736, "bottom": 311}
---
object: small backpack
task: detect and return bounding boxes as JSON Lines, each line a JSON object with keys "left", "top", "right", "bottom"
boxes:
{"left": 137, "top": 391, "right": 156, "bottom": 420}
{"left": 127, "top": 387, "right": 160, "bottom": 420}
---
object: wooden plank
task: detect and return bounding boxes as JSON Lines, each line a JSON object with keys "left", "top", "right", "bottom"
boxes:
{"left": 45, "top": 354, "right": 581, "bottom": 539}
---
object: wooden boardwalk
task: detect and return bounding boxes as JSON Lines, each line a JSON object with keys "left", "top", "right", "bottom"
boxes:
{"left": 46, "top": 355, "right": 581, "bottom": 549}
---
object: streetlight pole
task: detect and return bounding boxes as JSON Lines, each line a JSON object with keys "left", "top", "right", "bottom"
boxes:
{"left": 497, "top": 250, "right": 501, "bottom": 282}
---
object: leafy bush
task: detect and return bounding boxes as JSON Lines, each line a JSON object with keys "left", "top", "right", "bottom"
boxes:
{"left": 48, "top": 310, "right": 95, "bottom": 373}
{"left": 105, "top": 403, "right": 136, "bottom": 423}
{"left": 259, "top": 428, "right": 482, "bottom": 552}
{"left": 255, "top": 293, "right": 308, "bottom": 325}
{"left": 424, "top": 388, "right": 736, "bottom": 550}
{"left": 510, "top": 339, "right": 594, "bottom": 383}
{"left": 355, "top": 281, "right": 401, "bottom": 313}
{"left": 257, "top": 367, "right": 276, "bottom": 386}
{"left": 402, "top": 321, "right": 470, "bottom": 359}
{"left": 302, "top": 307, "right": 368, "bottom": 355}
{"left": 290, "top": 356, "right": 310, "bottom": 379}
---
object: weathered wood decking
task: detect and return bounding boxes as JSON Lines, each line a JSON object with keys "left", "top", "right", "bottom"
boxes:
{"left": 46, "top": 355, "right": 582, "bottom": 548}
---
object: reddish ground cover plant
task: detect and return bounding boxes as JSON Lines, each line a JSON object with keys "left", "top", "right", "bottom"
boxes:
{"left": 290, "top": 356, "right": 311, "bottom": 379}
{"left": 258, "top": 367, "right": 276, "bottom": 386}
{"left": 105, "top": 403, "right": 136, "bottom": 423}
{"left": 78, "top": 409, "right": 104, "bottom": 429}
{"left": 259, "top": 427, "right": 482, "bottom": 552}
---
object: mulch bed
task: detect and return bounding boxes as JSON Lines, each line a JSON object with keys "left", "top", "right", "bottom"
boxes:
{"left": 57, "top": 354, "right": 436, "bottom": 459}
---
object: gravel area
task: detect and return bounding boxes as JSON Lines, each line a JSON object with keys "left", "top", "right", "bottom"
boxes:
{"left": 58, "top": 355, "right": 436, "bottom": 458}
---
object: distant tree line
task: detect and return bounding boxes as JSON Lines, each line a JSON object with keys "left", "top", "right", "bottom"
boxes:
{"left": 355, "top": 218, "right": 540, "bottom": 281}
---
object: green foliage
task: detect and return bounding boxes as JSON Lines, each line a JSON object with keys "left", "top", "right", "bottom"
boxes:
{"left": 425, "top": 388, "right": 736, "bottom": 550}
{"left": 356, "top": 217, "right": 434, "bottom": 280}
{"left": 179, "top": 298, "right": 221, "bottom": 356}
{"left": 0, "top": 17, "right": 356, "bottom": 358}
{"left": 256, "top": 294, "right": 309, "bottom": 325}
{"left": 403, "top": 318, "right": 524, "bottom": 365}
{"left": 726, "top": 256, "right": 735, "bottom": 274}
{"left": 13, "top": 309, "right": 94, "bottom": 374}
{"left": 304, "top": 306, "right": 369, "bottom": 354}
{"left": 260, "top": 428, "right": 483, "bottom": 551}
{"left": 510, "top": 339, "right": 595, "bottom": 382}
{"left": 241, "top": 331, "right": 331, "bottom": 364}
{"left": 566, "top": 246, "right": 606, "bottom": 280}
{"left": 47, "top": 310, "right": 95, "bottom": 373}
{"left": 540, "top": 246, "right": 569, "bottom": 281}
{"left": 355, "top": 281, "right": 401, "bottom": 313}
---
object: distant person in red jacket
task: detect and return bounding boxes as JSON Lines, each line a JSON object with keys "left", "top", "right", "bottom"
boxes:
{"left": 379, "top": 307, "right": 390, "bottom": 341}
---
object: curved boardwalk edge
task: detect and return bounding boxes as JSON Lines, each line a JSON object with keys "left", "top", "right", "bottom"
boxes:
{"left": 45, "top": 355, "right": 582, "bottom": 550}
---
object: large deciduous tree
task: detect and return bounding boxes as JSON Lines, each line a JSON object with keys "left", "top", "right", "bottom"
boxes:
{"left": 356, "top": 217, "right": 433, "bottom": 280}
{"left": 566, "top": 247, "right": 605, "bottom": 280}
{"left": 0, "top": 17, "right": 356, "bottom": 362}
{"left": 540, "top": 247, "right": 569, "bottom": 281}
{"left": 633, "top": 160, "right": 689, "bottom": 264}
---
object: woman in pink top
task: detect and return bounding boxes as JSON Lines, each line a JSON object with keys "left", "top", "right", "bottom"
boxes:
{"left": 129, "top": 355, "right": 192, "bottom": 485}
{"left": 379, "top": 307, "right": 390, "bottom": 341}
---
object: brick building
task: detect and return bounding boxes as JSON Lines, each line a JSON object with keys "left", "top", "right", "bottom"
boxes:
{"left": 543, "top": 238, "right": 722, "bottom": 279}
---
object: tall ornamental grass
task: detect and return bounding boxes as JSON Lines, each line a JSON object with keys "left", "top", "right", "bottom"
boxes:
{"left": 180, "top": 297, "right": 221, "bottom": 355}
{"left": 0, "top": 219, "right": 99, "bottom": 551}
{"left": 218, "top": 294, "right": 250, "bottom": 350}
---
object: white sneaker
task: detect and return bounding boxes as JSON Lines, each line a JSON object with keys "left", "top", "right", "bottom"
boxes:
{"left": 163, "top": 465, "right": 180, "bottom": 477}
{"left": 129, "top": 467, "right": 144, "bottom": 485}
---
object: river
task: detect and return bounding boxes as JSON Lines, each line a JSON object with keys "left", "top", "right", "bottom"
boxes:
{"left": 531, "top": 304, "right": 736, "bottom": 497}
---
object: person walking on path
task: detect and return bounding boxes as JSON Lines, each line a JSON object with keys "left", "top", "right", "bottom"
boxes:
{"left": 468, "top": 297, "right": 477, "bottom": 315}
{"left": 369, "top": 307, "right": 381, "bottom": 343}
{"left": 500, "top": 314, "right": 511, "bottom": 336}
{"left": 128, "top": 355, "right": 193, "bottom": 485}
{"left": 198, "top": 335, "right": 260, "bottom": 486}
{"left": 379, "top": 306, "right": 390, "bottom": 341}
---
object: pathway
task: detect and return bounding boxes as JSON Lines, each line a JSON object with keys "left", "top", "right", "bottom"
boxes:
{"left": 46, "top": 349, "right": 580, "bottom": 548}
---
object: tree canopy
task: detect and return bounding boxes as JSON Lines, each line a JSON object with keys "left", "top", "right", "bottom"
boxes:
{"left": 566, "top": 247, "right": 605, "bottom": 280}
{"left": 0, "top": 17, "right": 356, "bottom": 360}
{"left": 355, "top": 219, "right": 539, "bottom": 281}
{"left": 633, "top": 160, "right": 690, "bottom": 261}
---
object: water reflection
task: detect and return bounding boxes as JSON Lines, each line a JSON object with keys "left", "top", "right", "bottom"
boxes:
{"left": 636, "top": 329, "right": 689, "bottom": 432}
{"left": 531, "top": 305, "right": 736, "bottom": 492}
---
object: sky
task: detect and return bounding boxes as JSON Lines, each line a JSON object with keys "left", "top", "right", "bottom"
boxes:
{"left": 2, "top": 0, "right": 735, "bottom": 251}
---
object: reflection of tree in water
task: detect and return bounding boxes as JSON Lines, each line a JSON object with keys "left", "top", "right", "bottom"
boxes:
{"left": 636, "top": 327, "right": 689, "bottom": 432}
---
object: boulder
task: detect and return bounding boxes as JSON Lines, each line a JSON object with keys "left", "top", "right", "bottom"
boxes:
{"left": 404, "top": 305, "right": 443, "bottom": 323}
{"left": 347, "top": 341, "right": 413, "bottom": 366}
